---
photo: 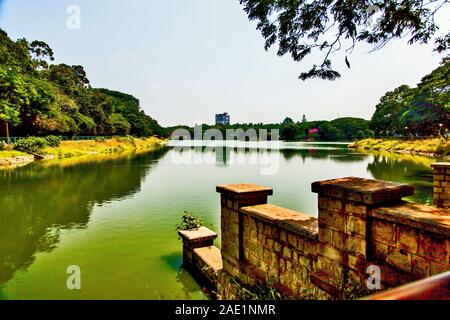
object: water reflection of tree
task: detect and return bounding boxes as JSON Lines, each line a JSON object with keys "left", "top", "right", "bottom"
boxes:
{"left": 366, "top": 154, "right": 434, "bottom": 204}
{"left": 279, "top": 148, "right": 368, "bottom": 163}
{"left": 0, "top": 148, "right": 169, "bottom": 286}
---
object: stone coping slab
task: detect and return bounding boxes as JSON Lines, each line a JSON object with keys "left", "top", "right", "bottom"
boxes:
{"left": 216, "top": 184, "right": 273, "bottom": 199}
{"left": 193, "top": 246, "right": 223, "bottom": 273}
{"left": 312, "top": 177, "right": 414, "bottom": 205}
{"left": 431, "top": 162, "right": 450, "bottom": 168}
{"left": 178, "top": 226, "right": 218, "bottom": 241}
{"left": 241, "top": 204, "right": 318, "bottom": 239}
{"left": 371, "top": 202, "right": 450, "bottom": 236}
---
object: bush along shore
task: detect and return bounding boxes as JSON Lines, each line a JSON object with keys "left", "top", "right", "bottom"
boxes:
{"left": 0, "top": 136, "right": 166, "bottom": 167}
{"left": 349, "top": 138, "right": 450, "bottom": 158}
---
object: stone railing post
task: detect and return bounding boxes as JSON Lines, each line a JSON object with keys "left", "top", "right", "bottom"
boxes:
{"left": 431, "top": 163, "right": 450, "bottom": 208}
{"left": 179, "top": 227, "right": 218, "bottom": 268}
{"left": 311, "top": 177, "right": 414, "bottom": 287}
{"left": 216, "top": 184, "right": 273, "bottom": 277}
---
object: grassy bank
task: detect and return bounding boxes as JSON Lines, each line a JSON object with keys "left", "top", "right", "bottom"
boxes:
{"left": 42, "top": 136, "right": 165, "bottom": 158}
{"left": 0, "top": 137, "right": 166, "bottom": 166}
{"left": 348, "top": 138, "right": 450, "bottom": 158}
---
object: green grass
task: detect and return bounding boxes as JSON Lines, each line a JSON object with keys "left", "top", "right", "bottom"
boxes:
{"left": 0, "top": 150, "right": 28, "bottom": 159}
{"left": 349, "top": 138, "right": 450, "bottom": 157}
{"left": 42, "top": 137, "right": 165, "bottom": 159}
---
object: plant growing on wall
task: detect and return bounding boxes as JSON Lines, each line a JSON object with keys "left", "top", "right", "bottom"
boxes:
{"left": 175, "top": 211, "right": 203, "bottom": 232}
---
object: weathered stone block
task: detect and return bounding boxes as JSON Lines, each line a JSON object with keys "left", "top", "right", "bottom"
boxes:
{"left": 411, "top": 254, "right": 430, "bottom": 278}
{"left": 266, "top": 238, "right": 274, "bottom": 251}
{"left": 296, "top": 237, "right": 306, "bottom": 252}
{"left": 319, "top": 228, "right": 333, "bottom": 244}
{"left": 345, "top": 201, "right": 367, "bottom": 216}
{"left": 332, "top": 230, "right": 345, "bottom": 250}
{"left": 344, "top": 235, "right": 366, "bottom": 256}
{"left": 280, "top": 230, "right": 287, "bottom": 243}
{"left": 418, "top": 232, "right": 449, "bottom": 264}
{"left": 319, "top": 209, "right": 346, "bottom": 232}
{"left": 371, "top": 219, "right": 396, "bottom": 245}
{"left": 274, "top": 241, "right": 282, "bottom": 253}
{"left": 319, "top": 243, "right": 343, "bottom": 264}
{"left": 279, "top": 258, "right": 286, "bottom": 273}
{"left": 397, "top": 225, "right": 418, "bottom": 254}
{"left": 346, "top": 215, "right": 366, "bottom": 236}
{"left": 288, "top": 233, "right": 297, "bottom": 248}
{"left": 386, "top": 247, "right": 412, "bottom": 273}
{"left": 283, "top": 246, "right": 292, "bottom": 260}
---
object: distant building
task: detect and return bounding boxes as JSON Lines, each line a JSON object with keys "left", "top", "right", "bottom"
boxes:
{"left": 215, "top": 112, "right": 230, "bottom": 125}
{"left": 302, "top": 114, "right": 307, "bottom": 123}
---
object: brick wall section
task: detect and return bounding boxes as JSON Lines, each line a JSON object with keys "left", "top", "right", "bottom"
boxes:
{"left": 432, "top": 162, "right": 450, "bottom": 208}
{"left": 369, "top": 203, "right": 450, "bottom": 282}
{"left": 215, "top": 177, "right": 450, "bottom": 299}
{"left": 311, "top": 177, "right": 417, "bottom": 290}
{"left": 239, "top": 204, "right": 323, "bottom": 298}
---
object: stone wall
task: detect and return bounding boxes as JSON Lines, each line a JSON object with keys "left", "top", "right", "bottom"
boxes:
{"left": 216, "top": 176, "right": 450, "bottom": 299}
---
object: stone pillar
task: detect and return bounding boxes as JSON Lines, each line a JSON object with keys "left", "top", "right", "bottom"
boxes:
{"left": 311, "top": 177, "right": 414, "bottom": 287}
{"left": 179, "top": 226, "right": 218, "bottom": 267}
{"left": 431, "top": 163, "right": 450, "bottom": 208}
{"left": 216, "top": 184, "right": 273, "bottom": 277}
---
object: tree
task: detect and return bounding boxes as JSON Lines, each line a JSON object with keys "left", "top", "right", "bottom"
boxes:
{"left": 281, "top": 123, "right": 298, "bottom": 140}
{"left": 370, "top": 85, "right": 414, "bottom": 135}
{"left": 282, "top": 117, "right": 294, "bottom": 125}
{"left": 239, "top": 0, "right": 449, "bottom": 80}
{"left": 0, "top": 66, "right": 27, "bottom": 141}
{"left": 370, "top": 57, "right": 449, "bottom": 136}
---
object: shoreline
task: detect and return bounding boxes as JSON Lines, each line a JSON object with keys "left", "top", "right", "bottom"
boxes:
{"left": 0, "top": 137, "right": 167, "bottom": 169}
{"left": 348, "top": 138, "right": 450, "bottom": 160}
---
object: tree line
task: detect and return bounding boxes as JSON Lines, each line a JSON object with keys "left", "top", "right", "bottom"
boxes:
{"left": 0, "top": 28, "right": 164, "bottom": 139}
{"left": 166, "top": 117, "right": 373, "bottom": 142}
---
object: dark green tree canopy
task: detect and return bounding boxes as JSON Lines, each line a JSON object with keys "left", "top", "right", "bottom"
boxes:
{"left": 0, "top": 28, "right": 164, "bottom": 137}
{"left": 370, "top": 57, "right": 449, "bottom": 136}
{"left": 239, "top": 0, "right": 449, "bottom": 80}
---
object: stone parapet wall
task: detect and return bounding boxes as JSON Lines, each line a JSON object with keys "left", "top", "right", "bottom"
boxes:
{"left": 216, "top": 176, "right": 450, "bottom": 299}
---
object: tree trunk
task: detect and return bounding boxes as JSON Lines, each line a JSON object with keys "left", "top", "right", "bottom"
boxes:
{"left": 5, "top": 121, "right": 9, "bottom": 144}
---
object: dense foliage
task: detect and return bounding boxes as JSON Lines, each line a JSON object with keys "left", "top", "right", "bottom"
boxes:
{"left": 14, "top": 137, "right": 48, "bottom": 154}
{"left": 370, "top": 58, "right": 449, "bottom": 136}
{"left": 239, "top": 0, "right": 449, "bottom": 80}
{"left": 0, "top": 29, "right": 164, "bottom": 138}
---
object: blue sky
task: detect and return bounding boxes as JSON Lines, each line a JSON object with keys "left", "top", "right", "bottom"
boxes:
{"left": 0, "top": 0, "right": 448, "bottom": 126}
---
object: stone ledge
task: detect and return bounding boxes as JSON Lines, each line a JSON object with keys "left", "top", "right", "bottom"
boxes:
{"left": 431, "top": 162, "right": 450, "bottom": 169}
{"left": 241, "top": 204, "right": 318, "bottom": 239}
{"left": 179, "top": 226, "right": 218, "bottom": 242}
{"left": 216, "top": 184, "right": 273, "bottom": 199}
{"left": 194, "top": 246, "right": 223, "bottom": 273}
{"left": 370, "top": 202, "right": 450, "bottom": 236}
{"left": 312, "top": 177, "right": 414, "bottom": 205}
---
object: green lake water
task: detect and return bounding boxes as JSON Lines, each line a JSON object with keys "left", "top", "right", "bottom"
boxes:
{"left": 0, "top": 141, "right": 438, "bottom": 299}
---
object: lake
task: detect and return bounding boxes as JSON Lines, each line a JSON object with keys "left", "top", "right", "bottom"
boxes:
{"left": 0, "top": 141, "right": 439, "bottom": 299}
